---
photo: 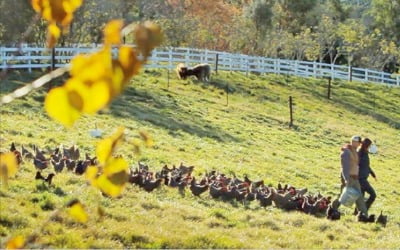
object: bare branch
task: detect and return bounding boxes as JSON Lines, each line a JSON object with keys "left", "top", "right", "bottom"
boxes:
{"left": 1, "top": 67, "right": 68, "bottom": 105}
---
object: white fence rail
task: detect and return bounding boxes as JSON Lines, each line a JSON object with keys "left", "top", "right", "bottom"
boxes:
{"left": 1, "top": 45, "right": 399, "bottom": 86}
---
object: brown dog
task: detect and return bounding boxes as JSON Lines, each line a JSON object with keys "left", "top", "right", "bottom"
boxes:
{"left": 176, "top": 63, "right": 211, "bottom": 82}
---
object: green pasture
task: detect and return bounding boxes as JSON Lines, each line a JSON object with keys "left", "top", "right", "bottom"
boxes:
{"left": 0, "top": 68, "right": 399, "bottom": 248}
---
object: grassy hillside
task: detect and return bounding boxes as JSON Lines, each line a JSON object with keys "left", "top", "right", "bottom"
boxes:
{"left": 0, "top": 69, "right": 399, "bottom": 248}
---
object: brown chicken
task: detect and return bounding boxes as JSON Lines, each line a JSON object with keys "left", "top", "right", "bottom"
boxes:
{"left": 10, "top": 142, "right": 23, "bottom": 164}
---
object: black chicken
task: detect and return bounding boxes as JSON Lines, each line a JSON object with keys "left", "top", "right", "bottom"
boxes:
{"left": 258, "top": 192, "right": 273, "bottom": 207}
{"left": 75, "top": 160, "right": 89, "bottom": 175}
{"left": 209, "top": 183, "right": 225, "bottom": 199}
{"left": 33, "top": 145, "right": 47, "bottom": 162}
{"left": 34, "top": 157, "right": 48, "bottom": 170}
{"left": 326, "top": 205, "right": 341, "bottom": 220}
{"left": 64, "top": 145, "right": 80, "bottom": 161}
{"left": 128, "top": 173, "right": 144, "bottom": 186}
{"left": 302, "top": 196, "right": 320, "bottom": 215}
{"left": 376, "top": 211, "right": 387, "bottom": 227}
{"left": 142, "top": 178, "right": 163, "bottom": 192}
{"left": 21, "top": 145, "right": 34, "bottom": 159}
{"left": 51, "top": 158, "right": 66, "bottom": 173}
{"left": 189, "top": 177, "right": 209, "bottom": 196}
{"left": 35, "top": 171, "right": 55, "bottom": 185}
{"left": 65, "top": 159, "right": 76, "bottom": 171}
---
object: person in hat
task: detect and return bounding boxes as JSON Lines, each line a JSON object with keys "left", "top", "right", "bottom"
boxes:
{"left": 337, "top": 135, "right": 369, "bottom": 218}
{"left": 358, "top": 138, "right": 377, "bottom": 210}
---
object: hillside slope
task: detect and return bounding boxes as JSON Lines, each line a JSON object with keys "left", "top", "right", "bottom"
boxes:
{"left": 0, "top": 69, "right": 399, "bottom": 248}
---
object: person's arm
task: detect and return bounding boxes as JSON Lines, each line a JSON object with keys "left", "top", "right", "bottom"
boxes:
{"left": 341, "top": 150, "right": 351, "bottom": 184}
{"left": 370, "top": 168, "right": 377, "bottom": 180}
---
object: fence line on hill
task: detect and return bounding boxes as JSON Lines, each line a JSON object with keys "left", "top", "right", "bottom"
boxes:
{"left": 1, "top": 45, "right": 399, "bottom": 86}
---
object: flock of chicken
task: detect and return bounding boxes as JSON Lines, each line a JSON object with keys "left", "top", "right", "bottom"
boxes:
{"left": 9, "top": 142, "right": 96, "bottom": 184}
{"left": 7, "top": 142, "right": 387, "bottom": 225}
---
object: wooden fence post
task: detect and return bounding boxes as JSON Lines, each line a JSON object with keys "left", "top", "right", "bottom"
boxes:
{"left": 246, "top": 56, "right": 249, "bottom": 77}
{"left": 289, "top": 96, "right": 295, "bottom": 127}
{"left": 167, "top": 69, "right": 170, "bottom": 90}
{"left": 226, "top": 83, "right": 229, "bottom": 106}
{"left": 51, "top": 47, "right": 56, "bottom": 71}
{"left": 327, "top": 77, "right": 332, "bottom": 99}
{"left": 28, "top": 50, "right": 32, "bottom": 73}
{"left": 215, "top": 53, "right": 219, "bottom": 74}
{"left": 349, "top": 65, "right": 353, "bottom": 82}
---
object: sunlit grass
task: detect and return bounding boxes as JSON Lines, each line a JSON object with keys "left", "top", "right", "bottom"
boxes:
{"left": 0, "top": 69, "right": 399, "bottom": 248}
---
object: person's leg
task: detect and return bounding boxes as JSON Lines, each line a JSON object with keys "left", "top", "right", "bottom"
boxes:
{"left": 348, "top": 178, "right": 368, "bottom": 216}
{"left": 360, "top": 179, "right": 376, "bottom": 210}
{"left": 340, "top": 174, "right": 345, "bottom": 196}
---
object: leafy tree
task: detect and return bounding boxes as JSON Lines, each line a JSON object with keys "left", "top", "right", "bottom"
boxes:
{"left": 273, "top": 0, "right": 319, "bottom": 34}
{"left": 244, "top": 0, "right": 273, "bottom": 37}
{"left": 0, "top": 0, "right": 37, "bottom": 45}
{"left": 313, "top": 15, "right": 341, "bottom": 63}
{"left": 337, "top": 19, "right": 368, "bottom": 66}
{"left": 226, "top": 15, "right": 260, "bottom": 54}
{"left": 359, "top": 29, "right": 400, "bottom": 72}
{"left": 367, "top": 0, "right": 400, "bottom": 43}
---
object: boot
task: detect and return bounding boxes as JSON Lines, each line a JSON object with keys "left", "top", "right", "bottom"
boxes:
{"left": 357, "top": 212, "right": 369, "bottom": 222}
{"left": 367, "top": 214, "right": 375, "bottom": 223}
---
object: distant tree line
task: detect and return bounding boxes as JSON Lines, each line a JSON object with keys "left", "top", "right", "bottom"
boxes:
{"left": 0, "top": 0, "right": 398, "bottom": 73}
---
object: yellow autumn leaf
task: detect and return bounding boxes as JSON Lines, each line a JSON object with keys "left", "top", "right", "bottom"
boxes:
{"left": 103, "top": 157, "right": 128, "bottom": 176}
{"left": 47, "top": 22, "right": 61, "bottom": 48}
{"left": 85, "top": 165, "right": 98, "bottom": 184}
{"left": 31, "top": 0, "right": 83, "bottom": 48}
{"left": 0, "top": 152, "right": 19, "bottom": 186}
{"left": 107, "top": 170, "right": 129, "bottom": 186}
{"left": 67, "top": 199, "right": 88, "bottom": 223}
{"left": 44, "top": 86, "right": 82, "bottom": 127}
{"left": 97, "top": 206, "right": 105, "bottom": 218}
{"left": 31, "top": 0, "right": 43, "bottom": 13}
{"left": 65, "top": 78, "right": 110, "bottom": 114}
{"left": 104, "top": 19, "right": 123, "bottom": 46}
{"left": 96, "top": 127, "right": 125, "bottom": 165}
{"left": 6, "top": 235, "right": 25, "bottom": 249}
{"left": 96, "top": 138, "right": 113, "bottom": 165}
{"left": 95, "top": 174, "right": 125, "bottom": 197}
{"left": 132, "top": 138, "right": 142, "bottom": 155}
{"left": 110, "top": 63, "right": 125, "bottom": 98}
{"left": 139, "top": 130, "right": 154, "bottom": 147}
{"left": 63, "top": 0, "right": 83, "bottom": 13}
{"left": 48, "top": 22, "right": 61, "bottom": 38}
{"left": 117, "top": 46, "right": 141, "bottom": 82}
{"left": 135, "top": 21, "right": 163, "bottom": 59}
{"left": 85, "top": 81, "right": 111, "bottom": 112}
{"left": 31, "top": 0, "right": 82, "bottom": 26}
{"left": 70, "top": 49, "right": 113, "bottom": 83}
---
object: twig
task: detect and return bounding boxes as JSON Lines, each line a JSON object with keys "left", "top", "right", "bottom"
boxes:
{"left": 1, "top": 67, "right": 68, "bottom": 105}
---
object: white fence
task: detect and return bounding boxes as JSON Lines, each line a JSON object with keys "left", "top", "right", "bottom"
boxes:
{"left": 1, "top": 45, "right": 399, "bottom": 86}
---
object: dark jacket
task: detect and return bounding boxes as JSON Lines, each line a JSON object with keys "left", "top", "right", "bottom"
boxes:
{"left": 358, "top": 150, "right": 376, "bottom": 180}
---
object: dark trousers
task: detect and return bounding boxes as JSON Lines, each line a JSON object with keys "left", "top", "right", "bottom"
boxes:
{"left": 359, "top": 178, "right": 376, "bottom": 210}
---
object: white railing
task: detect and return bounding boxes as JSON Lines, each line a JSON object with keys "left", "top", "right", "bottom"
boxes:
{"left": 1, "top": 45, "right": 399, "bottom": 86}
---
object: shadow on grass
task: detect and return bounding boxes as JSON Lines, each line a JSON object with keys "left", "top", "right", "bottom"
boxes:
{"left": 109, "top": 87, "right": 240, "bottom": 142}
{"left": 195, "top": 76, "right": 254, "bottom": 96}
{"left": 288, "top": 78, "right": 400, "bottom": 129}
